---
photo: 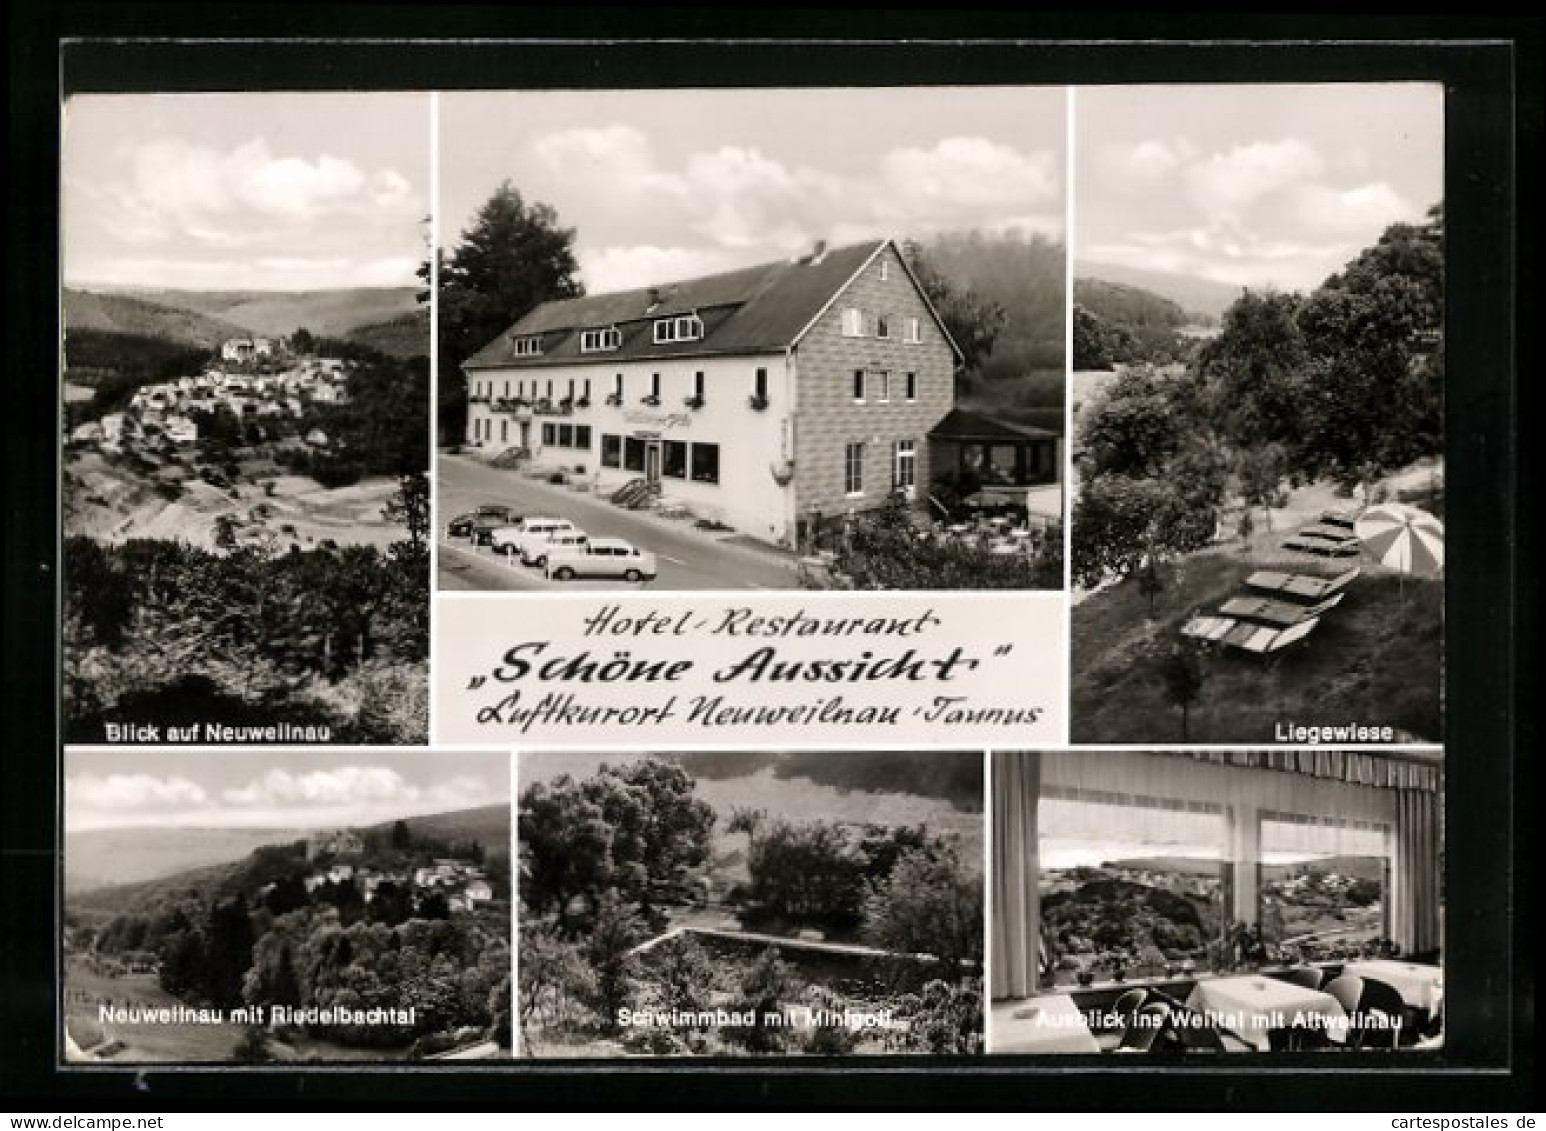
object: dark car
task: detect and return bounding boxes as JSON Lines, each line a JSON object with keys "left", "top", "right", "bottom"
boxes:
{"left": 448, "top": 503, "right": 515, "bottom": 539}
{"left": 470, "top": 512, "right": 522, "bottom": 545}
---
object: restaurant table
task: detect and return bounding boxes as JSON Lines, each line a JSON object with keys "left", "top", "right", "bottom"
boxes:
{"left": 1342, "top": 960, "right": 1444, "bottom": 1014}
{"left": 992, "top": 993, "right": 1102, "bottom": 1054}
{"left": 1186, "top": 974, "right": 1349, "bottom": 1051}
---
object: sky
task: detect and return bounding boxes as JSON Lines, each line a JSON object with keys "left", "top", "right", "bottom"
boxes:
{"left": 64, "top": 749, "right": 508, "bottom": 832}
{"left": 62, "top": 93, "right": 430, "bottom": 291}
{"left": 1076, "top": 83, "right": 1443, "bottom": 292}
{"left": 440, "top": 87, "right": 1067, "bottom": 294}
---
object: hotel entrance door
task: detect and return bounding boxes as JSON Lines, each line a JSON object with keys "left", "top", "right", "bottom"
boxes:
{"left": 644, "top": 440, "right": 662, "bottom": 486}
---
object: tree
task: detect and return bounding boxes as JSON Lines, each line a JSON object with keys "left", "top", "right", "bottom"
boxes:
{"left": 725, "top": 947, "right": 801, "bottom": 1053}
{"left": 1196, "top": 290, "right": 1309, "bottom": 453}
{"left": 861, "top": 845, "right": 984, "bottom": 971}
{"left": 437, "top": 183, "right": 584, "bottom": 445}
{"left": 651, "top": 934, "right": 716, "bottom": 1018}
{"left": 585, "top": 890, "right": 643, "bottom": 1032}
{"left": 391, "top": 819, "right": 412, "bottom": 851}
{"left": 518, "top": 758, "right": 715, "bottom": 915}
{"left": 1155, "top": 642, "right": 1205, "bottom": 741}
{"left": 901, "top": 238, "right": 1006, "bottom": 378}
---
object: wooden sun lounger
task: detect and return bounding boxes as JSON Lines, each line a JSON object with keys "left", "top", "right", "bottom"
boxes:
{"left": 1218, "top": 593, "right": 1344, "bottom": 628}
{"left": 1283, "top": 535, "right": 1362, "bottom": 557}
{"left": 1181, "top": 614, "right": 1323, "bottom": 654}
{"left": 1319, "top": 510, "right": 1359, "bottom": 530}
{"left": 1246, "top": 567, "right": 1361, "bottom": 602}
{"left": 1298, "top": 522, "right": 1359, "bottom": 542}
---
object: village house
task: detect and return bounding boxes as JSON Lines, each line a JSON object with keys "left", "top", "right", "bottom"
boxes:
{"left": 464, "top": 238, "right": 1061, "bottom": 546}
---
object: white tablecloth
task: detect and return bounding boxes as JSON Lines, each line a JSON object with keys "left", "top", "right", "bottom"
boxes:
{"left": 991, "top": 993, "right": 1102, "bottom": 1054}
{"left": 1343, "top": 960, "right": 1444, "bottom": 1013}
{"left": 1186, "top": 975, "right": 1349, "bottom": 1051}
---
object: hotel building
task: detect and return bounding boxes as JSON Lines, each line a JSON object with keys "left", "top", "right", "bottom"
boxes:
{"left": 463, "top": 238, "right": 1059, "bottom": 546}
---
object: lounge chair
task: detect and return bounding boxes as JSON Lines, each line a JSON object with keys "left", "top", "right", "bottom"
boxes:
{"left": 1320, "top": 510, "right": 1358, "bottom": 530}
{"left": 1180, "top": 615, "right": 1323, "bottom": 654}
{"left": 1298, "top": 522, "right": 1359, "bottom": 542}
{"left": 1283, "top": 534, "right": 1362, "bottom": 557}
{"left": 1217, "top": 593, "right": 1344, "bottom": 628}
{"left": 1246, "top": 566, "right": 1361, "bottom": 602}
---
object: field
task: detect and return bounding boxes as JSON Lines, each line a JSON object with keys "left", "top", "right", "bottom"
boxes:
{"left": 65, "top": 961, "right": 243, "bottom": 1063}
{"left": 67, "top": 450, "right": 404, "bottom": 550}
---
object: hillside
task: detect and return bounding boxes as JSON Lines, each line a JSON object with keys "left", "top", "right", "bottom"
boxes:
{"left": 346, "top": 308, "right": 430, "bottom": 359}
{"left": 99, "top": 286, "right": 420, "bottom": 340}
{"left": 1073, "top": 260, "right": 1241, "bottom": 321}
{"left": 71, "top": 804, "right": 509, "bottom": 914}
{"left": 1075, "top": 277, "right": 1190, "bottom": 333}
{"left": 63, "top": 289, "right": 249, "bottom": 349}
{"left": 66, "top": 825, "right": 309, "bottom": 892}
{"left": 361, "top": 803, "right": 510, "bottom": 855}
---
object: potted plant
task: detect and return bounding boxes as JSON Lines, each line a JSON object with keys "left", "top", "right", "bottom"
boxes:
{"left": 684, "top": 395, "right": 705, "bottom": 409}
{"left": 605, "top": 393, "right": 623, "bottom": 407}
{"left": 575, "top": 396, "right": 590, "bottom": 408}
{"left": 641, "top": 394, "right": 661, "bottom": 407}
{"left": 1074, "top": 957, "right": 1095, "bottom": 988}
{"left": 748, "top": 393, "right": 769, "bottom": 411}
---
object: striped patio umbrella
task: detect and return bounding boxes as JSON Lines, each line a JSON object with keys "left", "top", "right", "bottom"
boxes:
{"left": 1355, "top": 502, "right": 1445, "bottom": 577}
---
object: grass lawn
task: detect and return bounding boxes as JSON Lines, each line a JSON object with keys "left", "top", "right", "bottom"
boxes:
{"left": 65, "top": 965, "right": 243, "bottom": 1063}
{"left": 1071, "top": 547, "right": 1442, "bottom": 744}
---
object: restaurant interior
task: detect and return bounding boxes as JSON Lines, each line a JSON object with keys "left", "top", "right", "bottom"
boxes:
{"left": 990, "top": 749, "right": 1444, "bottom": 1054}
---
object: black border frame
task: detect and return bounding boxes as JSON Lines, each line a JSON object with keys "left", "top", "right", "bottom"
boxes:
{"left": 4, "top": 9, "right": 1536, "bottom": 1109}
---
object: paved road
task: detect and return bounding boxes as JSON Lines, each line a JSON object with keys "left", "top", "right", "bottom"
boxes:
{"left": 436, "top": 454, "right": 802, "bottom": 592}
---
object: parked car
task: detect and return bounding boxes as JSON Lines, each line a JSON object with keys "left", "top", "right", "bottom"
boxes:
{"left": 490, "top": 517, "right": 580, "bottom": 558}
{"left": 447, "top": 503, "right": 515, "bottom": 538}
{"left": 471, "top": 512, "right": 523, "bottom": 546}
{"left": 545, "top": 538, "right": 658, "bottom": 583}
{"left": 520, "top": 529, "right": 590, "bottom": 567}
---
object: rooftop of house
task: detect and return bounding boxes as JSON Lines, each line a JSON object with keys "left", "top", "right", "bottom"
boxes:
{"left": 465, "top": 238, "right": 959, "bottom": 370}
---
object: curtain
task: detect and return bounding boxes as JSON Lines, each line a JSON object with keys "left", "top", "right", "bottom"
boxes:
{"left": 1392, "top": 787, "right": 1442, "bottom": 955}
{"left": 991, "top": 751, "right": 1039, "bottom": 1000}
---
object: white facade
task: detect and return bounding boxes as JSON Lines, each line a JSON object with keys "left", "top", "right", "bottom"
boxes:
{"left": 468, "top": 351, "right": 795, "bottom": 541}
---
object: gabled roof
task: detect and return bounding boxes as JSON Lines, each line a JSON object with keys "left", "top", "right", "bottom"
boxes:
{"left": 465, "top": 239, "right": 951, "bottom": 370}
{"left": 928, "top": 407, "right": 1061, "bottom": 441}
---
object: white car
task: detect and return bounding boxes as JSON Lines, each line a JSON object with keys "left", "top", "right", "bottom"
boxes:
{"left": 489, "top": 517, "right": 579, "bottom": 557}
{"left": 545, "top": 538, "right": 658, "bottom": 582}
{"left": 520, "top": 529, "right": 590, "bottom": 567}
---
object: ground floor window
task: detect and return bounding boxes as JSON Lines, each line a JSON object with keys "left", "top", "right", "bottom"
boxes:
{"left": 691, "top": 442, "right": 720, "bottom": 484}
{"left": 845, "top": 441, "right": 865, "bottom": 495}
{"left": 500, "top": 419, "right": 509, "bottom": 445}
{"left": 575, "top": 425, "right": 592, "bottom": 450}
{"left": 557, "top": 423, "right": 573, "bottom": 447}
{"left": 541, "top": 422, "right": 556, "bottom": 446}
{"left": 894, "top": 439, "right": 916, "bottom": 495}
{"left": 1258, "top": 815, "right": 1389, "bottom": 950}
{"left": 624, "top": 437, "right": 646, "bottom": 472}
{"left": 663, "top": 439, "right": 687, "bottom": 479}
{"left": 602, "top": 433, "right": 622, "bottom": 468}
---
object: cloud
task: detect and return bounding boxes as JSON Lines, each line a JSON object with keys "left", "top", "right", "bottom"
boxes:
{"left": 1084, "top": 222, "right": 1354, "bottom": 290}
{"left": 524, "top": 125, "right": 1063, "bottom": 280}
{"left": 1098, "top": 138, "right": 1198, "bottom": 188}
{"left": 220, "top": 766, "right": 489, "bottom": 813}
{"left": 69, "top": 253, "right": 419, "bottom": 291}
{"left": 1183, "top": 138, "right": 1325, "bottom": 218}
{"left": 1290, "top": 181, "right": 1412, "bottom": 234}
{"left": 69, "top": 773, "right": 209, "bottom": 813}
{"left": 580, "top": 244, "right": 742, "bottom": 293}
{"left": 83, "top": 136, "right": 422, "bottom": 250}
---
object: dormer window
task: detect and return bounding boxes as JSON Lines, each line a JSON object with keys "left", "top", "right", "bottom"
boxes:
{"left": 580, "top": 326, "right": 622, "bottom": 353}
{"left": 653, "top": 313, "right": 704, "bottom": 344}
{"left": 510, "top": 334, "right": 543, "bottom": 357}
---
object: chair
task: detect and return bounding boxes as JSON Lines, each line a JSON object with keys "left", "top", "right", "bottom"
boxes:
{"left": 1175, "top": 1009, "right": 1227, "bottom": 1052}
{"left": 1322, "top": 974, "right": 1364, "bottom": 1046}
{"left": 1115, "top": 1002, "right": 1172, "bottom": 1053}
{"left": 1218, "top": 593, "right": 1344, "bottom": 628}
{"left": 1096, "top": 988, "right": 1150, "bottom": 1052}
{"left": 1357, "top": 977, "right": 1407, "bottom": 1049}
{"left": 1278, "top": 966, "right": 1325, "bottom": 990}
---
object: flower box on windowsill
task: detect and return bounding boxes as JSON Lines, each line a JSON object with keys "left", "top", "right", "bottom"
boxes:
{"left": 748, "top": 394, "right": 769, "bottom": 411}
{"left": 684, "top": 396, "right": 705, "bottom": 410}
{"left": 641, "top": 395, "right": 662, "bottom": 407}
{"left": 575, "top": 397, "right": 591, "bottom": 409}
{"left": 605, "top": 394, "right": 623, "bottom": 407}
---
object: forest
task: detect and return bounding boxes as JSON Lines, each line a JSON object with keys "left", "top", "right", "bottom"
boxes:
{"left": 516, "top": 757, "right": 984, "bottom": 1057}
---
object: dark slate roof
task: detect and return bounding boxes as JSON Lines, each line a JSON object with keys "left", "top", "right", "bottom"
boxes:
{"left": 927, "top": 408, "right": 1061, "bottom": 441}
{"left": 465, "top": 240, "right": 888, "bottom": 369}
